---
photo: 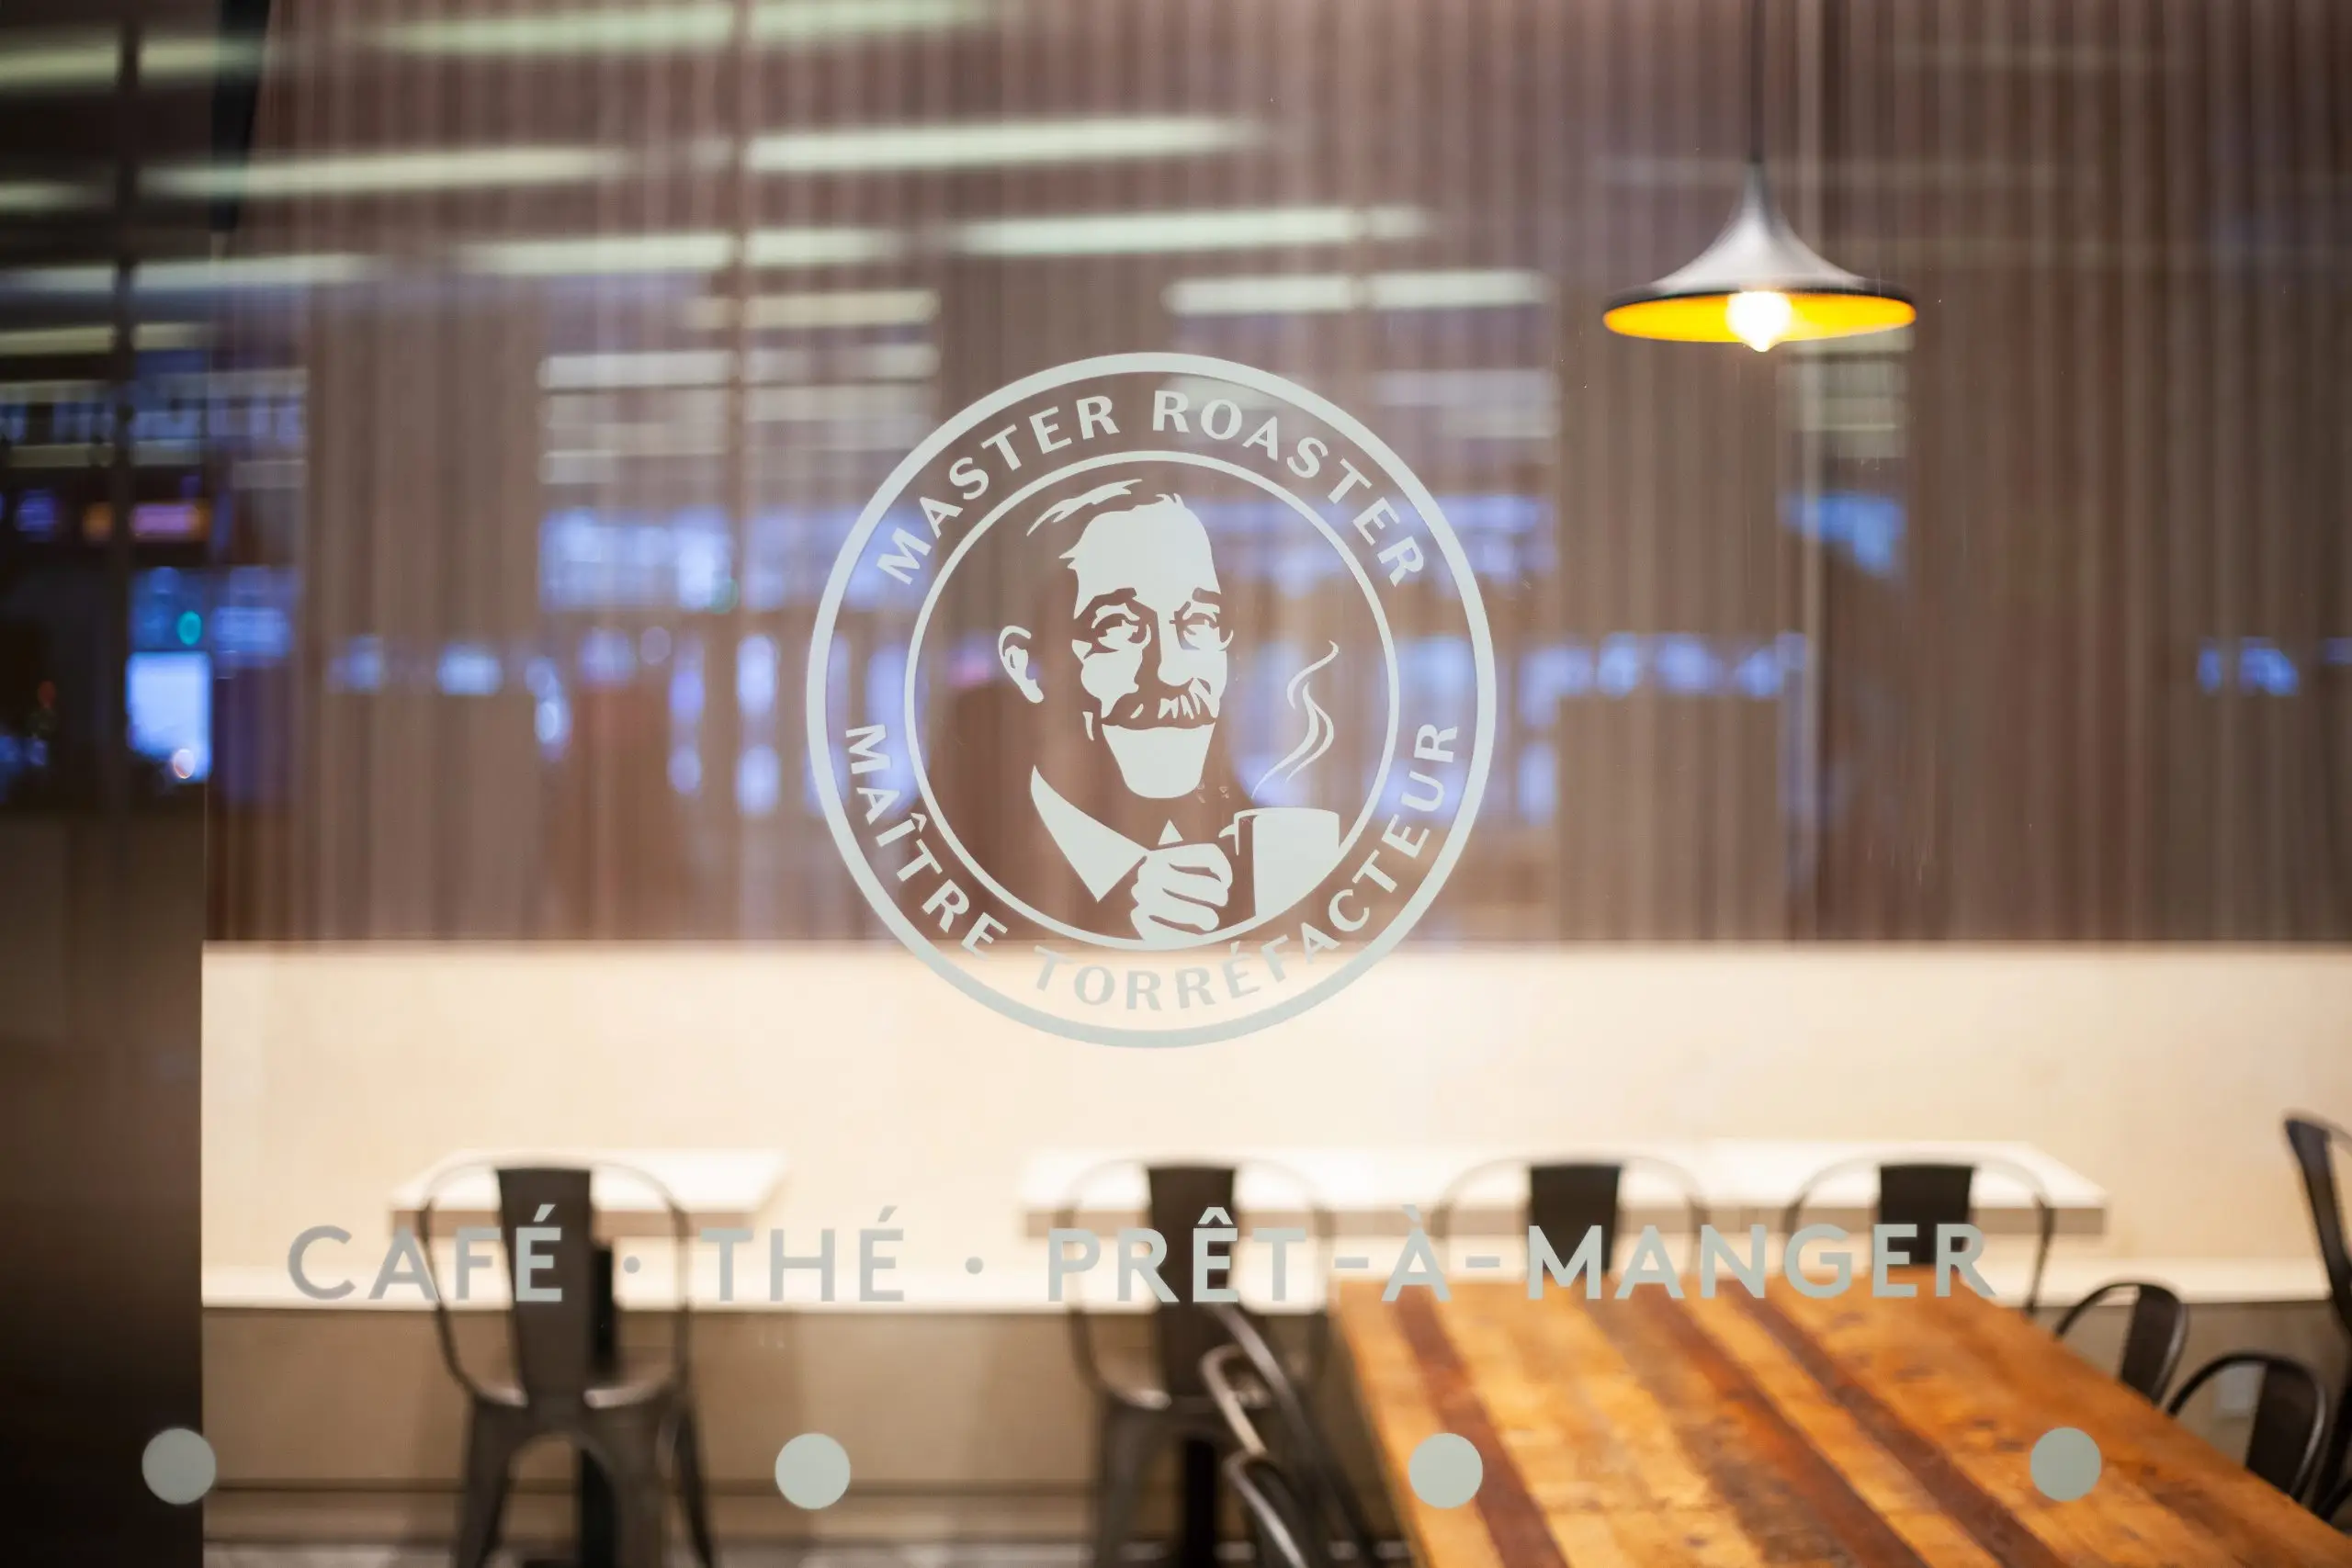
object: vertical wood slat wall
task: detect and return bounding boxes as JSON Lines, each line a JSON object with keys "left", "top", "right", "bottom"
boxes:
{"left": 198, "top": 0, "right": 2350, "bottom": 942}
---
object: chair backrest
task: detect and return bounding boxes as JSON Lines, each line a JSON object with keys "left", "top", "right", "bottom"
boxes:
{"left": 1878, "top": 1163, "right": 1976, "bottom": 1235}
{"left": 2166, "top": 1352, "right": 2331, "bottom": 1502}
{"left": 1055, "top": 1158, "right": 1331, "bottom": 1405}
{"left": 1432, "top": 1155, "right": 1709, "bottom": 1274}
{"left": 2284, "top": 1116, "right": 2352, "bottom": 1342}
{"left": 417, "top": 1157, "right": 694, "bottom": 1406}
{"left": 1148, "top": 1164, "right": 1238, "bottom": 1398}
{"left": 497, "top": 1166, "right": 603, "bottom": 1401}
{"left": 1529, "top": 1163, "right": 1625, "bottom": 1265}
{"left": 2052, "top": 1280, "right": 2189, "bottom": 1403}
{"left": 1206, "top": 1303, "right": 1378, "bottom": 1567}
{"left": 1780, "top": 1154, "right": 2056, "bottom": 1314}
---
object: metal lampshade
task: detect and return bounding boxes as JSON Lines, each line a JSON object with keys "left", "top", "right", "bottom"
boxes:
{"left": 1603, "top": 163, "right": 1914, "bottom": 351}
{"left": 1603, "top": 0, "right": 1915, "bottom": 352}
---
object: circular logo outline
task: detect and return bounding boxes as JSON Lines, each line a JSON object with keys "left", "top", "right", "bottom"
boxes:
{"left": 807, "top": 352, "right": 1497, "bottom": 1048}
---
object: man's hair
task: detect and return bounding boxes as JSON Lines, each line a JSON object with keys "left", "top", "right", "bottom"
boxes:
{"left": 1012, "top": 478, "right": 1214, "bottom": 633}
{"left": 1026, "top": 479, "right": 1193, "bottom": 555}
{"left": 1025, "top": 477, "right": 1145, "bottom": 536}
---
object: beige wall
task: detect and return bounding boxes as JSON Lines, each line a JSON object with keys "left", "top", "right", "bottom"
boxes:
{"left": 204, "top": 943, "right": 2352, "bottom": 1273}
{"left": 200, "top": 943, "right": 2352, "bottom": 1544}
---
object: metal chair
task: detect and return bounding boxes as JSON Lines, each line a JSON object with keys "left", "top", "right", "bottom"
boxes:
{"left": 2320, "top": 1472, "right": 2352, "bottom": 1529}
{"left": 1229, "top": 1456, "right": 1320, "bottom": 1568}
{"left": 1205, "top": 1344, "right": 1331, "bottom": 1568}
{"left": 419, "top": 1160, "right": 717, "bottom": 1568}
{"left": 1779, "top": 1155, "right": 2057, "bottom": 1314}
{"left": 2052, "top": 1280, "right": 2190, "bottom": 1403}
{"left": 2166, "top": 1352, "right": 2331, "bottom": 1503}
{"left": 1057, "top": 1160, "right": 1334, "bottom": 1568}
{"left": 1204, "top": 1303, "right": 1379, "bottom": 1565}
{"left": 1430, "top": 1155, "right": 1710, "bottom": 1274}
{"left": 2284, "top": 1114, "right": 2352, "bottom": 1495}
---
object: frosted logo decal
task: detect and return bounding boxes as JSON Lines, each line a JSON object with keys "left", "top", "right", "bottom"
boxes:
{"left": 808, "top": 355, "right": 1493, "bottom": 1045}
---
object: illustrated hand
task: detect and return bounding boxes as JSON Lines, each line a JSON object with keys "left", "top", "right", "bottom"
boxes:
{"left": 1127, "top": 841, "right": 1233, "bottom": 943}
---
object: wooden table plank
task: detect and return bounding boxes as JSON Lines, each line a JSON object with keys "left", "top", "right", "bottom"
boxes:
{"left": 1603, "top": 1290, "right": 1937, "bottom": 1567}
{"left": 1391, "top": 1292, "right": 1575, "bottom": 1568}
{"left": 1688, "top": 1293, "right": 2003, "bottom": 1568}
{"left": 1777, "top": 1284, "right": 2346, "bottom": 1566}
{"left": 1759, "top": 1292, "right": 2183, "bottom": 1565}
{"left": 1340, "top": 1280, "right": 1516, "bottom": 1568}
{"left": 1728, "top": 1292, "right": 2073, "bottom": 1567}
{"left": 1335, "top": 1280, "right": 2352, "bottom": 1568}
{"left": 1470, "top": 1285, "right": 1771, "bottom": 1565}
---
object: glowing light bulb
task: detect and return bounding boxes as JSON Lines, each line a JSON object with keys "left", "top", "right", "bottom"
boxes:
{"left": 1726, "top": 289, "right": 1793, "bottom": 353}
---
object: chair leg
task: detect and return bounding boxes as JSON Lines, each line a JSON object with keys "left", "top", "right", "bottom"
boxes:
{"left": 2322, "top": 1368, "right": 2352, "bottom": 1505}
{"left": 672, "top": 1403, "right": 721, "bottom": 1567}
{"left": 1178, "top": 1437, "right": 1218, "bottom": 1568}
{"left": 1310, "top": 1436, "right": 1379, "bottom": 1567}
{"left": 453, "top": 1402, "right": 526, "bottom": 1568}
{"left": 582, "top": 1411, "right": 673, "bottom": 1568}
{"left": 1092, "top": 1399, "right": 1174, "bottom": 1568}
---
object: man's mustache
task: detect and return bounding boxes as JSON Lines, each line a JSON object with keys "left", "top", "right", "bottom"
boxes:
{"left": 1102, "top": 679, "right": 1218, "bottom": 728}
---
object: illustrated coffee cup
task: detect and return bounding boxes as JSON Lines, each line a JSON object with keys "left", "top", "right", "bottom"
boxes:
{"left": 1222, "top": 806, "right": 1343, "bottom": 918}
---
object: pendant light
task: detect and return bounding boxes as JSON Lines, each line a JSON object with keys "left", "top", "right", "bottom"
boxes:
{"left": 1602, "top": 0, "right": 1914, "bottom": 352}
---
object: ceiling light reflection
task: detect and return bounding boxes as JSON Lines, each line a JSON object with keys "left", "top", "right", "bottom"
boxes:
{"left": 1167, "top": 268, "right": 1545, "bottom": 316}
{"left": 683, "top": 288, "right": 938, "bottom": 331}
{"left": 747, "top": 117, "right": 1253, "bottom": 174}
{"left": 0, "top": 322, "right": 209, "bottom": 356}
{"left": 0, "top": 254, "right": 375, "bottom": 296}
{"left": 467, "top": 227, "right": 899, "bottom": 276}
{"left": 382, "top": 0, "right": 991, "bottom": 57}
{"left": 0, "top": 180, "right": 98, "bottom": 213}
{"left": 148, "top": 147, "right": 624, "bottom": 201}
{"left": 0, "top": 29, "right": 265, "bottom": 95}
{"left": 956, "top": 205, "right": 1425, "bottom": 258}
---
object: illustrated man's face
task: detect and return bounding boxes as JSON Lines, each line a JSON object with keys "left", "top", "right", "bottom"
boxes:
{"left": 1001, "top": 494, "right": 1231, "bottom": 800}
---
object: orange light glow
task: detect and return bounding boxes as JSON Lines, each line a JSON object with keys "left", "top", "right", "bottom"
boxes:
{"left": 1603, "top": 288, "right": 1916, "bottom": 347}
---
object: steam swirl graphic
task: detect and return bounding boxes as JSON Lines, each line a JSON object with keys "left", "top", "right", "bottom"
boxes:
{"left": 1253, "top": 641, "right": 1341, "bottom": 793}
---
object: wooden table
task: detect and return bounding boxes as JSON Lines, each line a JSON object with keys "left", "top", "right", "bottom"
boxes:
{"left": 1337, "top": 1279, "right": 2352, "bottom": 1567}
